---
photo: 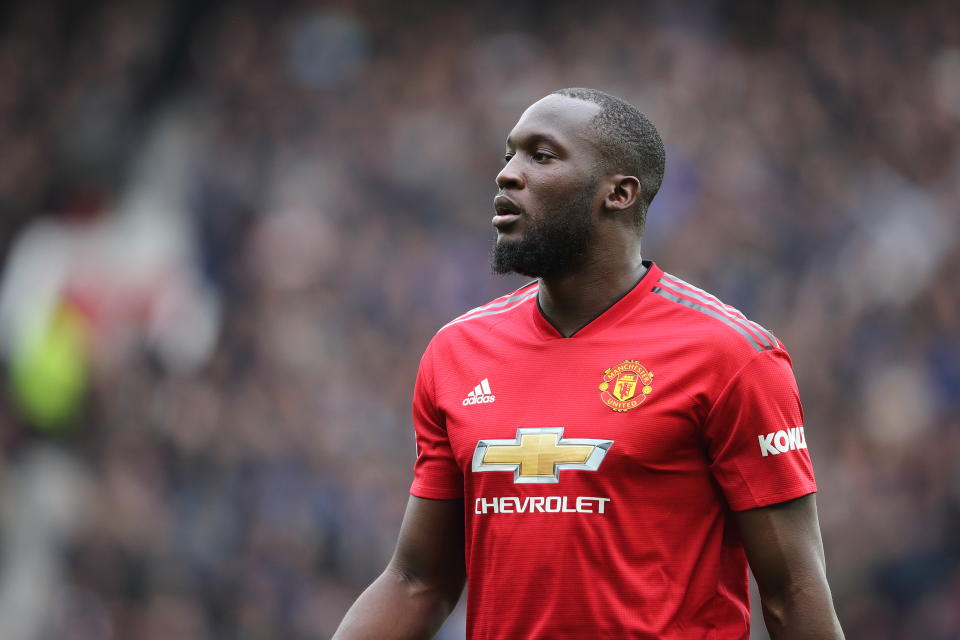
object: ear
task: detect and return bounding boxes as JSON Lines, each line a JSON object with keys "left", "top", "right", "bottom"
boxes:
{"left": 602, "top": 175, "right": 641, "bottom": 213}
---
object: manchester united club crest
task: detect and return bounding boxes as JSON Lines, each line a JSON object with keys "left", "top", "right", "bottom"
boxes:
{"left": 599, "top": 360, "right": 654, "bottom": 412}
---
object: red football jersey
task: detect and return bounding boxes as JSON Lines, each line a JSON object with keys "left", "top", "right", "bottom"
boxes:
{"left": 410, "top": 261, "right": 816, "bottom": 639}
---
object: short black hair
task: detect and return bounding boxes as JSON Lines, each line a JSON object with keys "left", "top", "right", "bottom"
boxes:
{"left": 552, "top": 88, "right": 665, "bottom": 232}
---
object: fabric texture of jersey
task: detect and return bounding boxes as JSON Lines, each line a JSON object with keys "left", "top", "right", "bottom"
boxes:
{"left": 410, "top": 261, "right": 816, "bottom": 640}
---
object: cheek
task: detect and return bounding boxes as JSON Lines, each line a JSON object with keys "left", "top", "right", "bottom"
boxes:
{"left": 533, "top": 176, "right": 594, "bottom": 211}
{"left": 527, "top": 170, "right": 578, "bottom": 200}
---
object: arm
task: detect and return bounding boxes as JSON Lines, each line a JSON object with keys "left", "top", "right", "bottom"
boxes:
{"left": 333, "top": 495, "right": 466, "bottom": 640}
{"left": 736, "top": 494, "right": 844, "bottom": 640}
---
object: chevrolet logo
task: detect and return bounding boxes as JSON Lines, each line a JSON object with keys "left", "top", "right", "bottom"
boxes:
{"left": 472, "top": 428, "right": 614, "bottom": 483}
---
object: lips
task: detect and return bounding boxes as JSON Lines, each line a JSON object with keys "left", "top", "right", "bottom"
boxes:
{"left": 493, "top": 194, "right": 522, "bottom": 229}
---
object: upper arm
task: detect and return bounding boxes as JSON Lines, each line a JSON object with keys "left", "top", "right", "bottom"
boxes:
{"left": 703, "top": 349, "right": 816, "bottom": 512}
{"left": 410, "top": 343, "right": 464, "bottom": 500}
{"left": 736, "top": 494, "right": 845, "bottom": 638}
{"left": 388, "top": 495, "right": 466, "bottom": 604}
{"left": 331, "top": 497, "right": 465, "bottom": 639}
{"left": 736, "top": 493, "right": 827, "bottom": 596}
{"left": 397, "top": 342, "right": 465, "bottom": 600}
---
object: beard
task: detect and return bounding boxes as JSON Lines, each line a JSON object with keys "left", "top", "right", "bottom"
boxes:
{"left": 490, "top": 181, "right": 597, "bottom": 279}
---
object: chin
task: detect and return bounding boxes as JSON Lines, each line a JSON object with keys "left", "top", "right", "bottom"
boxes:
{"left": 494, "top": 231, "right": 523, "bottom": 246}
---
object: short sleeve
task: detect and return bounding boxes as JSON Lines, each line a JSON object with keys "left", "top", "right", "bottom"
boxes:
{"left": 703, "top": 349, "right": 817, "bottom": 511}
{"left": 409, "top": 344, "right": 463, "bottom": 499}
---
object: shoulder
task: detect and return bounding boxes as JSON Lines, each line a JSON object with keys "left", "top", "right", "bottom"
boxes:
{"left": 648, "top": 269, "right": 787, "bottom": 365}
{"left": 418, "top": 281, "right": 539, "bottom": 375}
{"left": 434, "top": 280, "right": 539, "bottom": 338}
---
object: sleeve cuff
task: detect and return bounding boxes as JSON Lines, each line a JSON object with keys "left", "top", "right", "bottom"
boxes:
{"left": 409, "top": 481, "right": 464, "bottom": 500}
{"left": 726, "top": 483, "right": 817, "bottom": 512}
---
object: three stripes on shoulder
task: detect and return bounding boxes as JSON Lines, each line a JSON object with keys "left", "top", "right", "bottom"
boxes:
{"left": 652, "top": 273, "right": 780, "bottom": 353}
{"left": 440, "top": 272, "right": 779, "bottom": 354}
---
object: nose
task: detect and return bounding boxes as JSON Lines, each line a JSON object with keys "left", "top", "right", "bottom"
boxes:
{"left": 496, "top": 155, "right": 525, "bottom": 190}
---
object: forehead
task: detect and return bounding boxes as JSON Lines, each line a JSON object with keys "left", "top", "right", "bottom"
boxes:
{"left": 506, "top": 95, "right": 602, "bottom": 150}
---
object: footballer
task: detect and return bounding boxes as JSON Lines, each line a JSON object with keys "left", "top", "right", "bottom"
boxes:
{"left": 333, "top": 88, "right": 844, "bottom": 639}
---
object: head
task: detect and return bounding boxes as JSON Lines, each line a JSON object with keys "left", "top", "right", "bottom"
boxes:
{"left": 491, "top": 88, "right": 665, "bottom": 279}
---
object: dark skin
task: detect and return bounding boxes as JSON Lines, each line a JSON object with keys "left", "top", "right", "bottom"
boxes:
{"left": 494, "top": 95, "right": 645, "bottom": 336}
{"left": 334, "top": 95, "right": 844, "bottom": 639}
{"left": 334, "top": 496, "right": 465, "bottom": 639}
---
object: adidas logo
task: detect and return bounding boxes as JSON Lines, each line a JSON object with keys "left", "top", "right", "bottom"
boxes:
{"left": 463, "top": 379, "right": 496, "bottom": 406}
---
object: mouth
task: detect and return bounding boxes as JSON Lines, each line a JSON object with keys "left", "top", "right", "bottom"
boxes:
{"left": 492, "top": 195, "right": 522, "bottom": 229}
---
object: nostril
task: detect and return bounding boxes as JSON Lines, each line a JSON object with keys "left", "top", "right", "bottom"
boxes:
{"left": 496, "top": 172, "right": 522, "bottom": 190}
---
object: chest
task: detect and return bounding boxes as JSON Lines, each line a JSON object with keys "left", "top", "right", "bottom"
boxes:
{"left": 433, "top": 338, "right": 709, "bottom": 479}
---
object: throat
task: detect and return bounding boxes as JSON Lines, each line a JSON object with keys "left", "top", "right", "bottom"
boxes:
{"left": 537, "top": 262, "right": 648, "bottom": 337}
{"left": 536, "top": 298, "right": 594, "bottom": 338}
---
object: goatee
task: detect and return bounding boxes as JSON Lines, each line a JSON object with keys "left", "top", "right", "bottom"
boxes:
{"left": 490, "top": 184, "right": 597, "bottom": 279}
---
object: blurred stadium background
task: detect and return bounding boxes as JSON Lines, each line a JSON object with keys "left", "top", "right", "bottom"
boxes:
{"left": 0, "top": 0, "right": 958, "bottom": 638}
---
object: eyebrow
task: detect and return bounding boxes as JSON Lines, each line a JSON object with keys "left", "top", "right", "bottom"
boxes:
{"left": 505, "top": 132, "right": 564, "bottom": 150}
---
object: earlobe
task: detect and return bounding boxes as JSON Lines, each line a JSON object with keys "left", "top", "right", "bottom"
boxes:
{"left": 604, "top": 176, "right": 641, "bottom": 213}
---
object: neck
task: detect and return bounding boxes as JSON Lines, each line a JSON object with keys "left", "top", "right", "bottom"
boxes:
{"left": 537, "top": 248, "right": 647, "bottom": 337}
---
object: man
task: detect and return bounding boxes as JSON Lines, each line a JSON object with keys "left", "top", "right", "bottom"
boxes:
{"left": 334, "top": 88, "right": 844, "bottom": 639}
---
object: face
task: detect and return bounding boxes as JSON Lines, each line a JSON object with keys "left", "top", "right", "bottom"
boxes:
{"left": 491, "top": 95, "right": 604, "bottom": 279}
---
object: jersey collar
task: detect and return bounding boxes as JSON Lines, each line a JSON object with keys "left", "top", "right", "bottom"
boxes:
{"left": 532, "top": 260, "right": 662, "bottom": 339}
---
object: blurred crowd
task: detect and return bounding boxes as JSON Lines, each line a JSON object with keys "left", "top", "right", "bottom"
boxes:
{"left": 0, "top": 0, "right": 958, "bottom": 638}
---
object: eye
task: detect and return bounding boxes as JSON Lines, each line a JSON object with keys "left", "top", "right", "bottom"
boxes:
{"left": 532, "top": 150, "right": 554, "bottom": 163}
{"left": 503, "top": 153, "right": 514, "bottom": 164}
